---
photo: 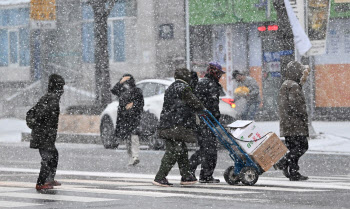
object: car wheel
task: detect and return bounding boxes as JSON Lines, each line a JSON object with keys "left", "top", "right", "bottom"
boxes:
{"left": 100, "top": 116, "right": 118, "bottom": 149}
{"left": 147, "top": 133, "right": 165, "bottom": 150}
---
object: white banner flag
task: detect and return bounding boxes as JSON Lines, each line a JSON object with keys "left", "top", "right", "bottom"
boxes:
{"left": 284, "top": 0, "right": 312, "bottom": 55}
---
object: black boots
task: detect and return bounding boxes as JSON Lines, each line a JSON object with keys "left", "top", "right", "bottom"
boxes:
{"left": 289, "top": 173, "right": 309, "bottom": 181}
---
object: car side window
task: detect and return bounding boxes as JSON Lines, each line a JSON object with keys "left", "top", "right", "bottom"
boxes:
{"left": 156, "top": 84, "right": 166, "bottom": 95}
{"left": 142, "top": 83, "right": 158, "bottom": 97}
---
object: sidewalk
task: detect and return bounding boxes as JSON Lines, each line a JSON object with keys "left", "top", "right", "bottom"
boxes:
{"left": 0, "top": 118, "right": 349, "bottom": 154}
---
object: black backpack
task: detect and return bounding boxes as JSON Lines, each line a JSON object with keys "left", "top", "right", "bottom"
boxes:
{"left": 26, "top": 106, "right": 37, "bottom": 129}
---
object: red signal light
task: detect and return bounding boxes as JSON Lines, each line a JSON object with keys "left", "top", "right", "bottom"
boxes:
{"left": 258, "top": 26, "right": 266, "bottom": 32}
{"left": 221, "top": 98, "right": 236, "bottom": 108}
{"left": 268, "top": 25, "right": 278, "bottom": 31}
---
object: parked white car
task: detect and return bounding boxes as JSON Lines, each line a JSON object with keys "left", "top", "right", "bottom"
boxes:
{"left": 100, "top": 78, "right": 238, "bottom": 149}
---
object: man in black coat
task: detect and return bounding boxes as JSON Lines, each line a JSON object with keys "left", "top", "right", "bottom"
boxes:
{"left": 189, "top": 61, "right": 225, "bottom": 183}
{"left": 153, "top": 68, "right": 205, "bottom": 187}
{"left": 30, "top": 74, "right": 65, "bottom": 190}
{"left": 111, "top": 74, "right": 144, "bottom": 165}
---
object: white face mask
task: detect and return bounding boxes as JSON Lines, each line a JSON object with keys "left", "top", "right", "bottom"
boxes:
{"left": 123, "top": 83, "right": 130, "bottom": 90}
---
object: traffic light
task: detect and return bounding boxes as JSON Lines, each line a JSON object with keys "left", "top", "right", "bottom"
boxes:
{"left": 258, "top": 24, "right": 279, "bottom": 37}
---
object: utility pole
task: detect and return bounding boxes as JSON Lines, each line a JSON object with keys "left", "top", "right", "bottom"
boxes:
{"left": 273, "top": 0, "right": 317, "bottom": 138}
{"left": 185, "top": 0, "right": 190, "bottom": 70}
{"left": 88, "top": 0, "right": 118, "bottom": 110}
{"left": 273, "top": 0, "right": 295, "bottom": 81}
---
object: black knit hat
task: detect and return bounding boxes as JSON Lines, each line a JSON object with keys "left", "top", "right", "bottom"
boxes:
{"left": 48, "top": 74, "right": 65, "bottom": 93}
{"left": 232, "top": 70, "right": 243, "bottom": 79}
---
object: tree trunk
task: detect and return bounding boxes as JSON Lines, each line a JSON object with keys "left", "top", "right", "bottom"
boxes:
{"left": 92, "top": 3, "right": 112, "bottom": 110}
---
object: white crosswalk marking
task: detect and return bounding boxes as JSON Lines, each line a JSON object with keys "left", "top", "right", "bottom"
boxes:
{"left": 0, "top": 186, "right": 29, "bottom": 192}
{"left": 0, "top": 200, "right": 42, "bottom": 208}
{"left": 0, "top": 167, "right": 349, "bottom": 208}
{"left": 0, "top": 192, "right": 117, "bottom": 203}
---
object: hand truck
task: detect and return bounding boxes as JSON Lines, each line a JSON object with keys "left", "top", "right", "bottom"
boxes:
{"left": 199, "top": 110, "right": 264, "bottom": 186}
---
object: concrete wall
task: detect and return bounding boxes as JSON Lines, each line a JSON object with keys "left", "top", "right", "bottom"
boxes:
{"left": 154, "top": 0, "right": 186, "bottom": 78}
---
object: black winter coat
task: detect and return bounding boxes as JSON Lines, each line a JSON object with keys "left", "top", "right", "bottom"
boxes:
{"left": 31, "top": 93, "right": 61, "bottom": 149}
{"left": 158, "top": 79, "right": 204, "bottom": 131}
{"left": 111, "top": 82, "right": 144, "bottom": 139}
{"left": 195, "top": 74, "right": 222, "bottom": 120}
{"left": 279, "top": 62, "right": 309, "bottom": 137}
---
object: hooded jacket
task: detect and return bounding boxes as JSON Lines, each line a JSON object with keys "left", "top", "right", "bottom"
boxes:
{"left": 111, "top": 74, "right": 144, "bottom": 139}
{"left": 158, "top": 68, "right": 204, "bottom": 131}
{"left": 279, "top": 61, "right": 309, "bottom": 137}
{"left": 31, "top": 74, "right": 65, "bottom": 149}
{"left": 195, "top": 73, "right": 222, "bottom": 120}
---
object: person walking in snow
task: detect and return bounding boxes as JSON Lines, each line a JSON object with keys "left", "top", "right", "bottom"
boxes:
{"left": 111, "top": 74, "right": 144, "bottom": 166}
{"left": 153, "top": 68, "right": 205, "bottom": 187}
{"left": 27, "top": 74, "right": 65, "bottom": 190}
{"left": 232, "top": 70, "right": 261, "bottom": 120}
{"left": 275, "top": 61, "right": 310, "bottom": 181}
{"left": 189, "top": 61, "right": 225, "bottom": 184}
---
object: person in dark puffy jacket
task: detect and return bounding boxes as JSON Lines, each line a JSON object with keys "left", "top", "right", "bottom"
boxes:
{"left": 111, "top": 74, "right": 144, "bottom": 166}
{"left": 275, "top": 61, "right": 310, "bottom": 181}
{"left": 30, "top": 74, "right": 65, "bottom": 190}
{"left": 189, "top": 61, "right": 225, "bottom": 184}
{"left": 153, "top": 68, "right": 205, "bottom": 187}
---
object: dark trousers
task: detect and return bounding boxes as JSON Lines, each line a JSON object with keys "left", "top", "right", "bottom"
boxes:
{"left": 155, "top": 139, "right": 192, "bottom": 181}
{"left": 241, "top": 102, "right": 259, "bottom": 120}
{"left": 189, "top": 126, "right": 217, "bottom": 180}
{"left": 37, "top": 147, "right": 59, "bottom": 185}
{"left": 284, "top": 136, "right": 309, "bottom": 176}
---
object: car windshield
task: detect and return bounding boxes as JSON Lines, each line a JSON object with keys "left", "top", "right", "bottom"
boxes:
{"left": 138, "top": 82, "right": 167, "bottom": 98}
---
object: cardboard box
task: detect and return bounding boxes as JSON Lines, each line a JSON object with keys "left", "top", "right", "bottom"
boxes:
{"left": 251, "top": 133, "right": 288, "bottom": 172}
{"left": 227, "top": 120, "right": 266, "bottom": 154}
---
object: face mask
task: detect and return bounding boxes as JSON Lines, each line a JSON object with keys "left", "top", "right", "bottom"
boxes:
{"left": 123, "top": 83, "right": 130, "bottom": 90}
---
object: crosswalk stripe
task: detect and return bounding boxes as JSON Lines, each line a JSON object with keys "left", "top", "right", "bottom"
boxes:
{"left": 0, "top": 200, "right": 42, "bottom": 208}
{"left": 0, "top": 192, "right": 117, "bottom": 203}
{"left": 193, "top": 184, "right": 329, "bottom": 192}
{"left": 60, "top": 178, "right": 328, "bottom": 193}
{"left": 121, "top": 185, "right": 259, "bottom": 195}
{"left": 254, "top": 179, "right": 350, "bottom": 190}
{"left": 54, "top": 186, "right": 267, "bottom": 202}
{"left": 58, "top": 179, "right": 151, "bottom": 186}
{"left": 0, "top": 186, "right": 30, "bottom": 192}
{"left": 0, "top": 181, "right": 95, "bottom": 189}
{"left": 1, "top": 167, "right": 349, "bottom": 184}
{"left": 0, "top": 182, "right": 266, "bottom": 202}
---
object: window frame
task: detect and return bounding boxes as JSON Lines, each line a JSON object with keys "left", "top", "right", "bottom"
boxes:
{"left": 8, "top": 28, "right": 20, "bottom": 67}
{"left": 81, "top": 1, "right": 137, "bottom": 64}
{"left": 0, "top": 6, "right": 29, "bottom": 68}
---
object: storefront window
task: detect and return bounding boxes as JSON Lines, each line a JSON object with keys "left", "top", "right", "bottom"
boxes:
{"left": 0, "top": 8, "right": 29, "bottom": 67}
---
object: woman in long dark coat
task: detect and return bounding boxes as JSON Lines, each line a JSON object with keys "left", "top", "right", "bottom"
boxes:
{"left": 111, "top": 74, "right": 144, "bottom": 165}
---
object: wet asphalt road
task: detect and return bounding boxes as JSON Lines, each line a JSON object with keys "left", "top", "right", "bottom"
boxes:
{"left": 0, "top": 142, "right": 349, "bottom": 209}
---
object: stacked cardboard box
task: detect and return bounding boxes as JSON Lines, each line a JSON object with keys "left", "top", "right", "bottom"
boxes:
{"left": 227, "top": 121, "right": 288, "bottom": 172}
{"left": 251, "top": 133, "right": 288, "bottom": 171}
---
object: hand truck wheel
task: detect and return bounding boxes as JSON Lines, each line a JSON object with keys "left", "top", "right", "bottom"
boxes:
{"left": 239, "top": 167, "right": 259, "bottom": 186}
{"left": 224, "top": 166, "right": 240, "bottom": 185}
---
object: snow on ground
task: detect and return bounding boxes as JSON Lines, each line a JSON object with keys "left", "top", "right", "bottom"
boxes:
{"left": 255, "top": 121, "right": 350, "bottom": 153}
{"left": 0, "top": 118, "right": 349, "bottom": 153}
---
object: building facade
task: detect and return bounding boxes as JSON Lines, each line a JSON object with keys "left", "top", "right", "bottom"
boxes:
{"left": 0, "top": 0, "right": 187, "bottom": 118}
{"left": 189, "top": 0, "right": 350, "bottom": 120}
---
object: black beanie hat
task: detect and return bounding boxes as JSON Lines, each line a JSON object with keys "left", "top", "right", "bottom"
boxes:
{"left": 48, "top": 74, "right": 65, "bottom": 93}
